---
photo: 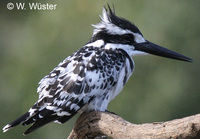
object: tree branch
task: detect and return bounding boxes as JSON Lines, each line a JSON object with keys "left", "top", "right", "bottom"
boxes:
{"left": 68, "top": 111, "right": 200, "bottom": 139}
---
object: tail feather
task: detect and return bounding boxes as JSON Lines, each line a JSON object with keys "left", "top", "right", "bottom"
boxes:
{"left": 23, "top": 111, "right": 77, "bottom": 135}
{"left": 23, "top": 114, "right": 59, "bottom": 135}
{"left": 2, "top": 95, "right": 89, "bottom": 134}
{"left": 3, "top": 112, "right": 30, "bottom": 133}
{"left": 22, "top": 109, "right": 53, "bottom": 126}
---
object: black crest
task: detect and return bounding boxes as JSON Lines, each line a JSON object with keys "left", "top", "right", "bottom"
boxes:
{"left": 103, "top": 4, "right": 142, "bottom": 35}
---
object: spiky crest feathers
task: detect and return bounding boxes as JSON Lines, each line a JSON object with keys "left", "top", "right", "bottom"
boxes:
{"left": 92, "top": 5, "right": 143, "bottom": 37}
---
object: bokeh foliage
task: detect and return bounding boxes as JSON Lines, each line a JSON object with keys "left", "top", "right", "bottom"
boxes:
{"left": 0, "top": 0, "right": 199, "bottom": 138}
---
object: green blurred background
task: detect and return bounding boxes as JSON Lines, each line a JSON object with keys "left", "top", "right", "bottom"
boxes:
{"left": 0, "top": 0, "right": 199, "bottom": 138}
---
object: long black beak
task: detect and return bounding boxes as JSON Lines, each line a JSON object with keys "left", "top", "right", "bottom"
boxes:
{"left": 134, "top": 41, "right": 193, "bottom": 62}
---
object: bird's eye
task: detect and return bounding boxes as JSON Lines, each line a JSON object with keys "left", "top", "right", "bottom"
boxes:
{"left": 123, "top": 34, "right": 135, "bottom": 43}
{"left": 125, "top": 34, "right": 134, "bottom": 39}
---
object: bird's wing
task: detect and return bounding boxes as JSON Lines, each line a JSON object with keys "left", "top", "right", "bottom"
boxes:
{"left": 3, "top": 46, "right": 127, "bottom": 135}
{"left": 24, "top": 46, "right": 127, "bottom": 134}
{"left": 34, "top": 46, "right": 127, "bottom": 114}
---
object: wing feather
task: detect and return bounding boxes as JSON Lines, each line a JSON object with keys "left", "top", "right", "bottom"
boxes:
{"left": 3, "top": 46, "right": 128, "bottom": 135}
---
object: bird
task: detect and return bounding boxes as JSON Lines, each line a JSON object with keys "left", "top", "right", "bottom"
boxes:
{"left": 3, "top": 5, "right": 193, "bottom": 135}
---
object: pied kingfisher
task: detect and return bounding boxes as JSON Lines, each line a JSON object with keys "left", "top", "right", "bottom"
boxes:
{"left": 3, "top": 5, "right": 192, "bottom": 135}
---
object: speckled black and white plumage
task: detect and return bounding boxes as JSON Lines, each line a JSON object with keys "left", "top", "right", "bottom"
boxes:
{"left": 3, "top": 6, "right": 141, "bottom": 135}
{"left": 3, "top": 4, "right": 192, "bottom": 135}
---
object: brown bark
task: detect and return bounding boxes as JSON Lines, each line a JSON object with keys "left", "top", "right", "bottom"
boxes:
{"left": 68, "top": 111, "right": 200, "bottom": 139}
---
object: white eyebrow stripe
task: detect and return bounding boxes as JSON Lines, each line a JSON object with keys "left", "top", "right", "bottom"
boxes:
{"left": 133, "top": 33, "right": 146, "bottom": 43}
{"left": 93, "top": 22, "right": 133, "bottom": 35}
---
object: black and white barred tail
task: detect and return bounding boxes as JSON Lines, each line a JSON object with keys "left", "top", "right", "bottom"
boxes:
{"left": 3, "top": 104, "right": 76, "bottom": 135}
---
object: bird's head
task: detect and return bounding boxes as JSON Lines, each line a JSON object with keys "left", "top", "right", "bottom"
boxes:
{"left": 90, "top": 5, "right": 193, "bottom": 62}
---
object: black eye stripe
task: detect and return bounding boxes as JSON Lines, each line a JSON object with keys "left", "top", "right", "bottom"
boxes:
{"left": 123, "top": 34, "right": 134, "bottom": 41}
{"left": 90, "top": 32, "right": 135, "bottom": 44}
